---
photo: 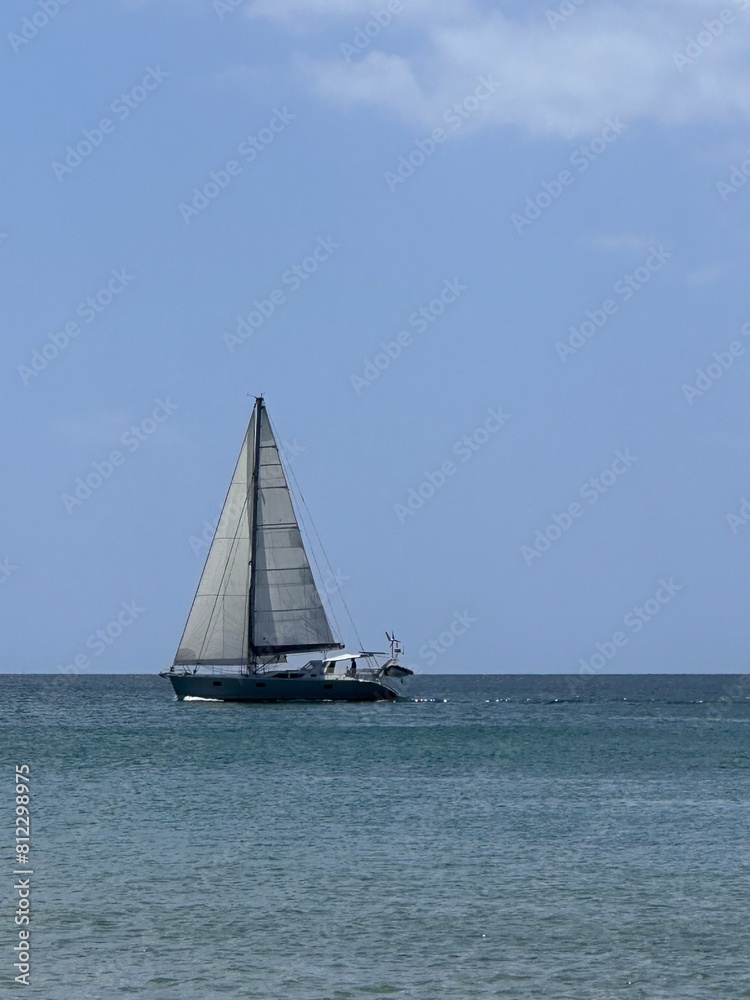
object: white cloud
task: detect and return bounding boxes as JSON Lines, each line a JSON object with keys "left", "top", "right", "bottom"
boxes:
{"left": 245, "top": 1, "right": 750, "bottom": 137}
{"left": 684, "top": 261, "right": 733, "bottom": 286}
{"left": 248, "top": 0, "right": 379, "bottom": 17}
{"left": 246, "top": 0, "right": 473, "bottom": 24}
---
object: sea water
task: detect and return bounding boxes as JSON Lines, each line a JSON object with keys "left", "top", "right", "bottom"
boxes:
{"left": 1, "top": 674, "right": 748, "bottom": 999}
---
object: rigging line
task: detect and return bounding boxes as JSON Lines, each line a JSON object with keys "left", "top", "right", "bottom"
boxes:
{"left": 290, "top": 480, "right": 346, "bottom": 646}
{"left": 258, "top": 413, "right": 347, "bottom": 659}
{"left": 260, "top": 415, "right": 347, "bottom": 647}
{"left": 273, "top": 420, "right": 365, "bottom": 652}
{"left": 264, "top": 410, "right": 354, "bottom": 647}
{"left": 260, "top": 413, "right": 339, "bottom": 636}
{"left": 284, "top": 469, "right": 351, "bottom": 646}
{"left": 299, "top": 489, "right": 364, "bottom": 651}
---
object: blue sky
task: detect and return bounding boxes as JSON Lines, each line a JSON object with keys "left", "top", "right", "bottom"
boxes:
{"left": 2, "top": 0, "right": 750, "bottom": 675}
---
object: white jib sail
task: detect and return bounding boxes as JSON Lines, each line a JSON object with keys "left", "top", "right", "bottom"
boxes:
{"left": 173, "top": 422, "right": 253, "bottom": 665}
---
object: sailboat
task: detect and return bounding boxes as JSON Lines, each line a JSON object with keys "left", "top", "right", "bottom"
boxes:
{"left": 160, "top": 397, "right": 412, "bottom": 702}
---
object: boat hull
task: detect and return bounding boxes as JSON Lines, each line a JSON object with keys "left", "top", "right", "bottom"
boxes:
{"left": 161, "top": 672, "right": 402, "bottom": 703}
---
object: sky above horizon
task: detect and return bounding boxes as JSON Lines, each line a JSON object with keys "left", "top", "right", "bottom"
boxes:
{"left": 3, "top": 0, "right": 750, "bottom": 676}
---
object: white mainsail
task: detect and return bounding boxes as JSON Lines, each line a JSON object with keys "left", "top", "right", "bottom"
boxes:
{"left": 251, "top": 405, "right": 340, "bottom": 655}
{"left": 173, "top": 400, "right": 340, "bottom": 667}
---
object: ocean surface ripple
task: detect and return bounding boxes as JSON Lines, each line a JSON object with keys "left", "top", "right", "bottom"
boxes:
{"left": 1, "top": 673, "right": 748, "bottom": 999}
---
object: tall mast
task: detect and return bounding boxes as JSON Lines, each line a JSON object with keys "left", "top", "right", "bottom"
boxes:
{"left": 247, "top": 396, "right": 263, "bottom": 665}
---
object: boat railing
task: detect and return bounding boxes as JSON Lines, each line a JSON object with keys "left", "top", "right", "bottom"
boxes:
{"left": 171, "top": 664, "right": 248, "bottom": 677}
{"left": 169, "top": 663, "right": 389, "bottom": 681}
